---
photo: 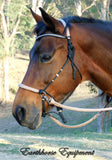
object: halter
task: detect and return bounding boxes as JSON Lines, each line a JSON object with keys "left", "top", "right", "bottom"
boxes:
{"left": 19, "top": 19, "right": 82, "bottom": 123}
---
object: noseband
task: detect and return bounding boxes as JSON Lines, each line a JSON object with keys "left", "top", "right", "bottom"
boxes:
{"left": 19, "top": 19, "right": 82, "bottom": 123}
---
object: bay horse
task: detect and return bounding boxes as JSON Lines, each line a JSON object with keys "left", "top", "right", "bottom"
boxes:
{"left": 12, "top": 8, "right": 112, "bottom": 130}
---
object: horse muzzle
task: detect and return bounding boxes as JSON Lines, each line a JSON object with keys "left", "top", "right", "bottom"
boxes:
{"left": 13, "top": 105, "right": 41, "bottom": 130}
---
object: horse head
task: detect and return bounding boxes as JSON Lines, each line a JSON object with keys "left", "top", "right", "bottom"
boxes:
{"left": 12, "top": 8, "right": 82, "bottom": 129}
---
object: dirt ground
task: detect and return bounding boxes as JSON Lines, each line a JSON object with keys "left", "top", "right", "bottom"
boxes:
{"left": 0, "top": 83, "right": 112, "bottom": 160}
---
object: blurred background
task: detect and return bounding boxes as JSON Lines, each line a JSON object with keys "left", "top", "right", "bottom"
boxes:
{"left": 0, "top": 1, "right": 112, "bottom": 160}
{"left": 0, "top": 0, "right": 112, "bottom": 133}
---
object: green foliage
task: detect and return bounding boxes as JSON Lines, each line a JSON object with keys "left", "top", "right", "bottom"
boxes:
{"left": 108, "top": 127, "right": 112, "bottom": 132}
{"left": 0, "top": 0, "right": 112, "bottom": 57}
{"left": 0, "top": 0, "right": 34, "bottom": 57}
{"left": 86, "top": 82, "right": 98, "bottom": 94}
{"left": 15, "top": 7, "right": 34, "bottom": 52}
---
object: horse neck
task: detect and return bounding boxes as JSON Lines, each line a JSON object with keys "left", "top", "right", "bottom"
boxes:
{"left": 71, "top": 23, "right": 112, "bottom": 96}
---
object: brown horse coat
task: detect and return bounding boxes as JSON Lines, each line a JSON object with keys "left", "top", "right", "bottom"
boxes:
{"left": 12, "top": 8, "right": 112, "bottom": 129}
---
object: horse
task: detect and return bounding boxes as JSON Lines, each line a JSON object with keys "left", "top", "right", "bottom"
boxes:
{"left": 12, "top": 8, "right": 112, "bottom": 130}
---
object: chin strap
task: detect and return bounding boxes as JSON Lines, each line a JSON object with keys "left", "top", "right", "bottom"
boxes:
{"left": 41, "top": 95, "right": 67, "bottom": 123}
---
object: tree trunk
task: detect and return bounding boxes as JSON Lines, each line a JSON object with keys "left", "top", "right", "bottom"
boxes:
{"left": 3, "top": 56, "right": 9, "bottom": 102}
{"left": 97, "top": 0, "right": 111, "bottom": 133}
{"left": 0, "top": 57, "right": 9, "bottom": 102}
{"left": 0, "top": 60, "right": 4, "bottom": 102}
{"left": 36, "top": 0, "right": 45, "bottom": 15}
{"left": 76, "top": 0, "right": 82, "bottom": 16}
{"left": 107, "top": 0, "right": 111, "bottom": 20}
{"left": 97, "top": 90, "right": 105, "bottom": 132}
{"left": 101, "top": 0, "right": 108, "bottom": 20}
{"left": 32, "top": 0, "right": 37, "bottom": 11}
{"left": 31, "top": 0, "right": 45, "bottom": 15}
{"left": 0, "top": 1, "right": 24, "bottom": 102}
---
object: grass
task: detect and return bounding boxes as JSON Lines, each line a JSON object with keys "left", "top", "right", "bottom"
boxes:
{"left": 0, "top": 132, "right": 111, "bottom": 160}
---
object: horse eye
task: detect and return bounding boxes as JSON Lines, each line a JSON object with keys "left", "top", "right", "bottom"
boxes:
{"left": 40, "top": 54, "right": 52, "bottom": 63}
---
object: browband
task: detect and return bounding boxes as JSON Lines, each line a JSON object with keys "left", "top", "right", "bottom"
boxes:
{"left": 35, "top": 19, "right": 70, "bottom": 41}
{"left": 36, "top": 33, "right": 67, "bottom": 40}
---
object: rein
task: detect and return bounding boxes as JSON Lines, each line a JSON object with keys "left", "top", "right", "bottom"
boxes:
{"left": 18, "top": 19, "right": 112, "bottom": 128}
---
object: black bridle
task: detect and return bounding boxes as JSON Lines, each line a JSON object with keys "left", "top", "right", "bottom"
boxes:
{"left": 35, "top": 33, "right": 82, "bottom": 121}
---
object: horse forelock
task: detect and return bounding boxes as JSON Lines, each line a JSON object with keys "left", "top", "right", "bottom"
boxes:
{"left": 33, "top": 21, "right": 47, "bottom": 36}
{"left": 33, "top": 21, "right": 60, "bottom": 36}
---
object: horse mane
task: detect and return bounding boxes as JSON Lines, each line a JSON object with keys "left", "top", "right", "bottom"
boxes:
{"left": 33, "top": 15, "right": 109, "bottom": 36}
{"left": 63, "top": 16, "right": 106, "bottom": 24}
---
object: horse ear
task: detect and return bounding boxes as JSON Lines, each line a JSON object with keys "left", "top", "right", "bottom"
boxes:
{"left": 30, "top": 8, "right": 42, "bottom": 23}
{"left": 39, "top": 7, "right": 61, "bottom": 31}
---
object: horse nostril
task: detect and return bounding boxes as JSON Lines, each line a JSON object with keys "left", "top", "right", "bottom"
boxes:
{"left": 15, "top": 106, "right": 26, "bottom": 124}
